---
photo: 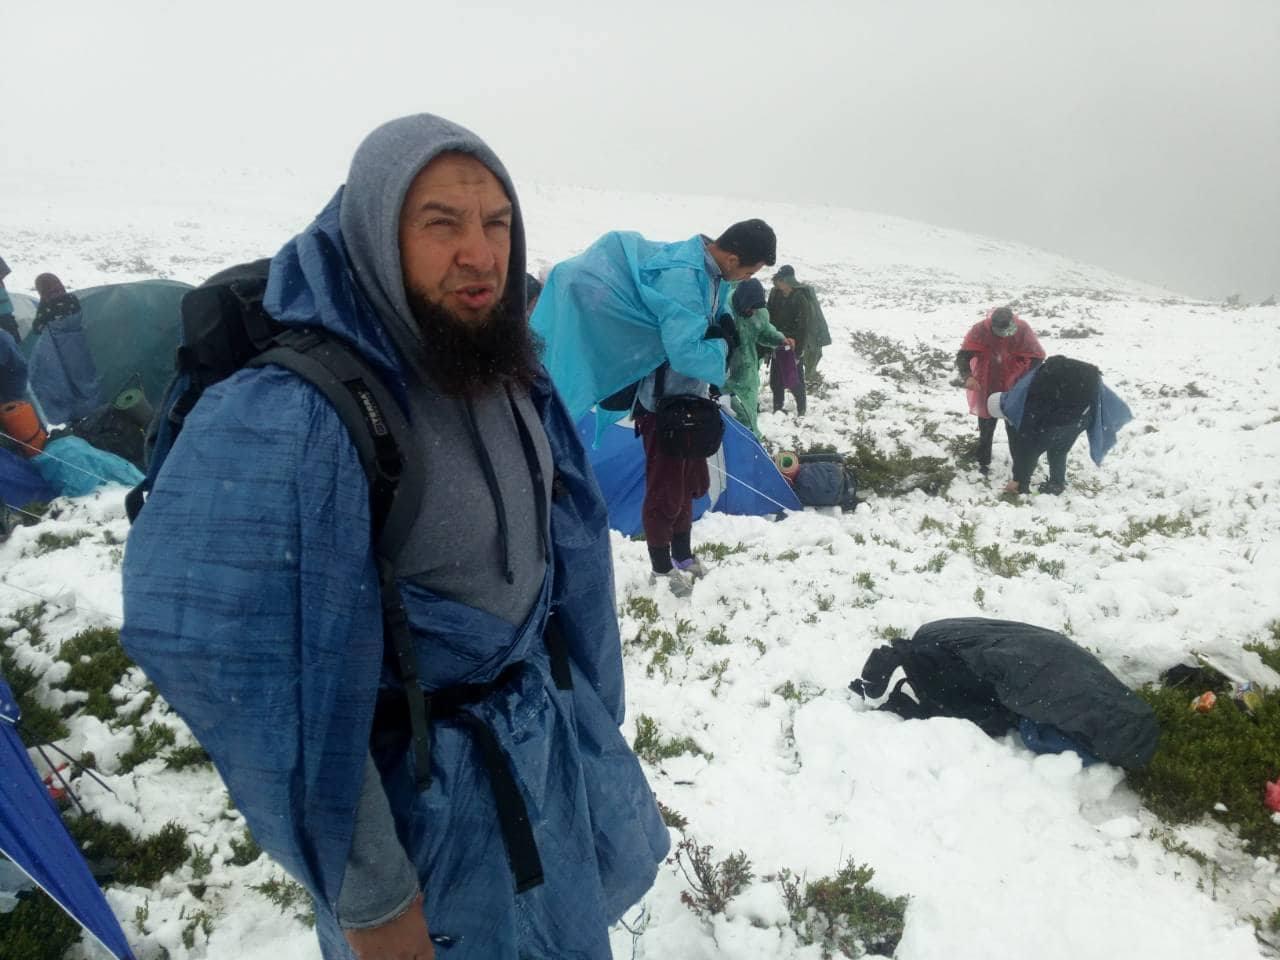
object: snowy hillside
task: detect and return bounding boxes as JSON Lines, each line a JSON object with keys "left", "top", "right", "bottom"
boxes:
{"left": 2, "top": 170, "right": 1280, "bottom": 960}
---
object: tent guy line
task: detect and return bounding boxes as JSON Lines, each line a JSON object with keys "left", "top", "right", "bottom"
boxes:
{"left": 0, "top": 577, "right": 123, "bottom": 627}
{"left": 2, "top": 429, "right": 129, "bottom": 490}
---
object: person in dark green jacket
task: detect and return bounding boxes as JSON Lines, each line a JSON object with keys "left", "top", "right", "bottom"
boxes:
{"left": 724, "top": 279, "right": 790, "bottom": 437}
{"left": 766, "top": 265, "right": 832, "bottom": 410}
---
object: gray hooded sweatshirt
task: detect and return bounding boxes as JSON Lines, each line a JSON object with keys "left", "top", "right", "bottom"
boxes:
{"left": 329, "top": 114, "right": 552, "bottom": 928}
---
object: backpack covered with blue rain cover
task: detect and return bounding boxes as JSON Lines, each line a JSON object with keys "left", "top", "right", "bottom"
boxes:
{"left": 850, "top": 617, "right": 1159, "bottom": 769}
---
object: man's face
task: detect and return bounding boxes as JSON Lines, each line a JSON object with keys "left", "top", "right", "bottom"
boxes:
{"left": 775, "top": 279, "right": 794, "bottom": 296}
{"left": 398, "top": 152, "right": 513, "bottom": 326}
{"left": 723, "top": 257, "right": 766, "bottom": 283}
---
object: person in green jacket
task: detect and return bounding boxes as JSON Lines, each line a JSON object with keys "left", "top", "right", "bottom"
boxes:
{"left": 766, "top": 265, "right": 832, "bottom": 401}
{"left": 725, "top": 279, "right": 792, "bottom": 437}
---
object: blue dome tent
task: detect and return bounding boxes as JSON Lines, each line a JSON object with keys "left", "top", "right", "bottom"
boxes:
{"left": 0, "top": 676, "right": 136, "bottom": 959}
{"left": 577, "top": 409, "right": 800, "bottom": 536}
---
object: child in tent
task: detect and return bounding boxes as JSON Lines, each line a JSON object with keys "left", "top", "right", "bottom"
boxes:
{"left": 724, "top": 279, "right": 792, "bottom": 438}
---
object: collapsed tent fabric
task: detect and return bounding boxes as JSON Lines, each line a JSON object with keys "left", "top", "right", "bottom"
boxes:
{"left": 30, "top": 438, "right": 144, "bottom": 498}
{"left": 577, "top": 409, "right": 800, "bottom": 537}
{"left": 22, "top": 280, "right": 191, "bottom": 414}
{"left": 0, "top": 447, "right": 55, "bottom": 509}
{"left": 0, "top": 676, "right": 137, "bottom": 959}
{"left": 850, "top": 617, "right": 1160, "bottom": 769}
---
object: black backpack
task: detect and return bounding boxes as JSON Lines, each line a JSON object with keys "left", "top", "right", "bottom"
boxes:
{"left": 127, "top": 260, "right": 436, "bottom": 789}
{"left": 791, "top": 453, "right": 858, "bottom": 511}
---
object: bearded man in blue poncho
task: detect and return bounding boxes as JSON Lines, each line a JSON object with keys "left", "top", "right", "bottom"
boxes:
{"left": 122, "top": 115, "right": 668, "bottom": 959}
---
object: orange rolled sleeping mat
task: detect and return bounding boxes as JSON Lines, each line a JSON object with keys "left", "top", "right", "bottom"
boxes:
{"left": 1, "top": 401, "right": 48, "bottom": 458}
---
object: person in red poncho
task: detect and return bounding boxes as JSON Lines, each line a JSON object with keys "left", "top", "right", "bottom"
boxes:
{"left": 955, "top": 306, "right": 1045, "bottom": 476}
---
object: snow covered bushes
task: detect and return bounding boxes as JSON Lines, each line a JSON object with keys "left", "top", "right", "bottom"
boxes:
{"left": 668, "top": 835, "right": 909, "bottom": 959}
{"left": 778, "top": 859, "right": 908, "bottom": 959}
{"left": 1131, "top": 638, "right": 1280, "bottom": 858}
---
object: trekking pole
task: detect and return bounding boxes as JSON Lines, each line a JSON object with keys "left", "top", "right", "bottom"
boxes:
{"left": 38, "top": 739, "right": 119, "bottom": 798}
{"left": 33, "top": 742, "right": 87, "bottom": 815}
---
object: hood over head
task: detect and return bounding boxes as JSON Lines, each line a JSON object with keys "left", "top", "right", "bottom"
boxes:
{"left": 338, "top": 114, "right": 527, "bottom": 359}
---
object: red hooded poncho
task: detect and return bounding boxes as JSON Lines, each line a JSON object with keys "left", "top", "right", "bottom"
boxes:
{"left": 962, "top": 311, "right": 1045, "bottom": 417}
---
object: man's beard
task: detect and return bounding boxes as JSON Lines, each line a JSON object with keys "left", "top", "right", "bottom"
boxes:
{"left": 404, "top": 287, "right": 542, "bottom": 397}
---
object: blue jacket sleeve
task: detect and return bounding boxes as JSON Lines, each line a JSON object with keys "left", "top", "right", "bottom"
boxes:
{"left": 0, "top": 331, "right": 27, "bottom": 402}
{"left": 122, "top": 366, "right": 385, "bottom": 908}
{"left": 640, "top": 266, "right": 729, "bottom": 387}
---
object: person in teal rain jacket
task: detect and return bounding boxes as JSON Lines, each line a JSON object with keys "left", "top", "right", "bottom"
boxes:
{"left": 122, "top": 114, "right": 667, "bottom": 960}
{"left": 532, "top": 219, "right": 775, "bottom": 596}
{"left": 724, "top": 278, "right": 790, "bottom": 437}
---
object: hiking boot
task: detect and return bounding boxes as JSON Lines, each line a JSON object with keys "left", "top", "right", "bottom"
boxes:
{"left": 1037, "top": 480, "right": 1066, "bottom": 495}
{"left": 978, "top": 463, "right": 990, "bottom": 478}
{"left": 674, "top": 557, "right": 707, "bottom": 580}
{"left": 651, "top": 568, "right": 694, "bottom": 598}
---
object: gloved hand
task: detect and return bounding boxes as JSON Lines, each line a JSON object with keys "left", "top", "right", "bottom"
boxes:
{"left": 704, "top": 313, "right": 739, "bottom": 355}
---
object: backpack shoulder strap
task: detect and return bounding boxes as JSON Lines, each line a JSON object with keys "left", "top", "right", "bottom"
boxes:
{"left": 248, "top": 330, "right": 433, "bottom": 789}
{"left": 247, "top": 331, "right": 424, "bottom": 558}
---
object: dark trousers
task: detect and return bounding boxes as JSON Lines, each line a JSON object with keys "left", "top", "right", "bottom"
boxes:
{"left": 770, "top": 355, "right": 807, "bottom": 414}
{"left": 976, "top": 416, "right": 1014, "bottom": 468}
{"left": 636, "top": 410, "right": 710, "bottom": 546}
{"left": 1011, "top": 423, "right": 1085, "bottom": 490}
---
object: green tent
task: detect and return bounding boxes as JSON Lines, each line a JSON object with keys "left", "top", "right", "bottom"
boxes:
{"left": 23, "top": 279, "right": 192, "bottom": 409}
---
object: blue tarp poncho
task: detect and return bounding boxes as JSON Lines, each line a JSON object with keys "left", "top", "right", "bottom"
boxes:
{"left": 122, "top": 197, "right": 668, "bottom": 958}
{"left": 530, "top": 232, "right": 729, "bottom": 421}
{"left": 26, "top": 299, "right": 102, "bottom": 424}
{"left": 1002, "top": 363, "right": 1133, "bottom": 465}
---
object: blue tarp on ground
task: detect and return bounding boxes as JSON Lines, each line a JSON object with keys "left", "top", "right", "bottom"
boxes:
{"left": 577, "top": 409, "right": 801, "bottom": 537}
{"left": 30, "top": 438, "right": 143, "bottom": 498}
{"left": 0, "top": 676, "right": 136, "bottom": 959}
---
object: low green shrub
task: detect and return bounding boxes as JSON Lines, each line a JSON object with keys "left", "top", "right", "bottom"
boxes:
{"left": 57, "top": 626, "right": 134, "bottom": 722}
{"left": 65, "top": 815, "right": 189, "bottom": 886}
{"left": 0, "top": 890, "right": 82, "bottom": 960}
{"left": 779, "top": 858, "right": 909, "bottom": 958}
{"left": 1130, "top": 682, "right": 1280, "bottom": 857}
{"left": 117, "top": 723, "right": 178, "bottom": 773}
{"left": 671, "top": 836, "right": 753, "bottom": 918}
{"left": 632, "top": 714, "right": 706, "bottom": 766}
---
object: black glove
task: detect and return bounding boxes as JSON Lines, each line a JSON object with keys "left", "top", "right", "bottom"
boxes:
{"left": 704, "top": 313, "right": 739, "bottom": 355}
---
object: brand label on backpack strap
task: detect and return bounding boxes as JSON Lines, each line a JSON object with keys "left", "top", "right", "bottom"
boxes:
{"left": 352, "top": 383, "right": 389, "bottom": 437}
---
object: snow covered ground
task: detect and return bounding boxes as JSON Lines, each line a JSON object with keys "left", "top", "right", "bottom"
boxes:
{"left": 3, "top": 166, "right": 1279, "bottom": 959}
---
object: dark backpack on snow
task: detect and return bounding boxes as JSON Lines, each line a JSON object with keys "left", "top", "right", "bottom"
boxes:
{"left": 791, "top": 452, "right": 858, "bottom": 511}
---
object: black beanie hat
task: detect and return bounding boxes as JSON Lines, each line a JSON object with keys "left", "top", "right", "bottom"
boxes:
{"left": 772, "top": 264, "right": 796, "bottom": 283}
{"left": 715, "top": 219, "right": 777, "bottom": 267}
{"left": 731, "top": 278, "right": 767, "bottom": 314}
{"left": 990, "top": 306, "right": 1015, "bottom": 334}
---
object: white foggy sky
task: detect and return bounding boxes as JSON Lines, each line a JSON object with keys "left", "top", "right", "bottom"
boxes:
{"left": 5, "top": 0, "right": 1278, "bottom": 300}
